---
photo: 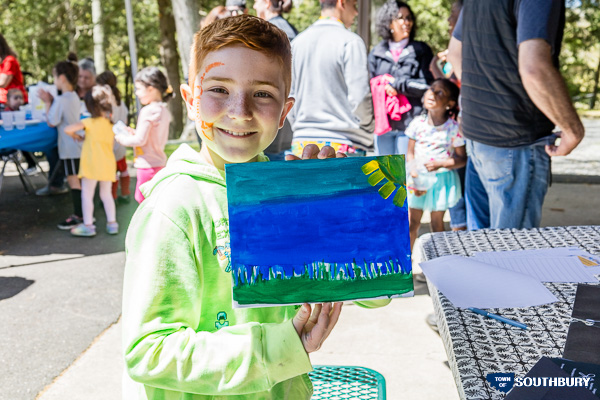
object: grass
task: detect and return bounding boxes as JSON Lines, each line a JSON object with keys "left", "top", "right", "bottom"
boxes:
{"left": 233, "top": 271, "right": 414, "bottom": 305}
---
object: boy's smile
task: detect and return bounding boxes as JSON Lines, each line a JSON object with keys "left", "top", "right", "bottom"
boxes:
{"left": 181, "top": 45, "right": 294, "bottom": 170}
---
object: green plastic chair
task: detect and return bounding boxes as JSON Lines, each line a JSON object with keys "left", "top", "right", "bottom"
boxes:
{"left": 309, "top": 365, "right": 386, "bottom": 400}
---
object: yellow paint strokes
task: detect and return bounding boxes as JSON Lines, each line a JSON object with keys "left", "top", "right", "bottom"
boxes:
{"left": 578, "top": 256, "right": 599, "bottom": 267}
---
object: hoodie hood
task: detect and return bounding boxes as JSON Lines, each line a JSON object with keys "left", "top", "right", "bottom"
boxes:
{"left": 140, "top": 144, "right": 269, "bottom": 198}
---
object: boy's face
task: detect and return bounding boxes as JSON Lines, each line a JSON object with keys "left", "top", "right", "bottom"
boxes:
{"left": 7, "top": 92, "right": 24, "bottom": 110}
{"left": 181, "top": 45, "right": 294, "bottom": 169}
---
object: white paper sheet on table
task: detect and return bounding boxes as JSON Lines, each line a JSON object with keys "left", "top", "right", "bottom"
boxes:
{"left": 473, "top": 247, "right": 600, "bottom": 280}
{"left": 420, "top": 255, "right": 558, "bottom": 308}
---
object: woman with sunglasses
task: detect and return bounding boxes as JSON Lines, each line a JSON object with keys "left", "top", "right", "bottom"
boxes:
{"left": 368, "top": 1, "right": 434, "bottom": 157}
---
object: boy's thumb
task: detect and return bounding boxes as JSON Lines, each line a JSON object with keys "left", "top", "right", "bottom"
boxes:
{"left": 292, "top": 303, "right": 310, "bottom": 335}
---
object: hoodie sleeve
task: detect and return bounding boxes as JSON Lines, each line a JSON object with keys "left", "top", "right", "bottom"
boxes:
{"left": 122, "top": 206, "right": 312, "bottom": 396}
{"left": 343, "top": 38, "right": 375, "bottom": 135}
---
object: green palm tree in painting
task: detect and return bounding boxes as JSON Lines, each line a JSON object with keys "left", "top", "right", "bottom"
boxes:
{"left": 361, "top": 156, "right": 407, "bottom": 207}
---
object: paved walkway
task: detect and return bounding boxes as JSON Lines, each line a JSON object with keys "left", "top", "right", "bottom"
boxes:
{"left": 0, "top": 119, "right": 598, "bottom": 400}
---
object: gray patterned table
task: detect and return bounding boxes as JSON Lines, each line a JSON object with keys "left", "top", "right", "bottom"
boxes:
{"left": 418, "top": 226, "right": 600, "bottom": 400}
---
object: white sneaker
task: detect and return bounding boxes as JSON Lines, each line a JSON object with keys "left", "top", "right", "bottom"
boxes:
{"left": 25, "top": 167, "right": 38, "bottom": 176}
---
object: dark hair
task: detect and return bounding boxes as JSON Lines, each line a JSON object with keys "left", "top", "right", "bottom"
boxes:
{"left": 320, "top": 0, "right": 337, "bottom": 11}
{"left": 67, "top": 52, "right": 78, "bottom": 63}
{"left": 269, "top": 0, "right": 293, "bottom": 14}
{"left": 375, "top": 0, "right": 417, "bottom": 42}
{"left": 54, "top": 60, "right": 79, "bottom": 88}
{"left": 96, "top": 71, "right": 122, "bottom": 106}
{"left": 431, "top": 78, "right": 460, "bottom": 118}
{"left": 135, "top": 67, "right": 173, "bottom": 102}
{"left": 0, "top": 34, "right": 17, "bottom": 61}
{"left": 84, "top": 85, "right": 114, "bottom": 118}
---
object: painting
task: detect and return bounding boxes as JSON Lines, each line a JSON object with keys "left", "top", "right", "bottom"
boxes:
{"left": 225, "top": 155, "right": 413, "bottom": 308}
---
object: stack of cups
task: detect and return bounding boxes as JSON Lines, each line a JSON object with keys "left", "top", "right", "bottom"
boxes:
{"left": 1, "top": 111, "right": 14, "bottom": 131}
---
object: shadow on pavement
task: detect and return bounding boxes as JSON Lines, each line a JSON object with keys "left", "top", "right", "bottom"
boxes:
{"left": 0, "top": 276, "right": 34, "bottom": 300}
{"left": 0, "top": 173, "right": 139, "bottom": 260}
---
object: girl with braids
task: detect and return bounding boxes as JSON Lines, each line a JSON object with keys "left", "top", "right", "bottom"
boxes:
{"left": 405, "top": 78, "right": 466, "bottom": 251}
{"left": 115, "top": 67, "right": 173, "bottom": 203}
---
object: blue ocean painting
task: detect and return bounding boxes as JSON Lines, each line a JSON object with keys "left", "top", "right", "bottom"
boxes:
{"left": 225, "top": 155, "right": 413, "bottom": 307}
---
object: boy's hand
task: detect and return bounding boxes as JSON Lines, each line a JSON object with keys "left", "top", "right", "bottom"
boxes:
{"left": 292, "top": 302, "right": 343, "bottom": 353}
{"left": 414, "top": 189, "right": 427, "bottom": 197}
{"left": 285, "top": 144, "right": 347, "bottom": 160}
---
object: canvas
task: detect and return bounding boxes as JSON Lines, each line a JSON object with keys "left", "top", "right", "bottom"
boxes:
{"left": 225, "top": 155, "right": 413, "bottom": 307}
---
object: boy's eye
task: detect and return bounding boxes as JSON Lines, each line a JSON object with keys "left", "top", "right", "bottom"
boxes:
{"left": 209, "top": 87, "right": 228, "bottom": 94}
{"left": 254, "top": 91, "right": 272, "bottom": 98}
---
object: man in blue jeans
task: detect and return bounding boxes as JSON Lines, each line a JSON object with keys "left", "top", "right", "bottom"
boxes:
{"left": 447, "top": 0, "right": 585, "bottom": 230}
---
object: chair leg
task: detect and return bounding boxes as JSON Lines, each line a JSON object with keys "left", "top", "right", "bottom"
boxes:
{"left": 10, "top": 153, "right": 37, "bottom": 194}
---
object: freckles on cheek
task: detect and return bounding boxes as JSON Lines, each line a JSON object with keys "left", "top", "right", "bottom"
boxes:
{"left": 195, "top": 62, "right": 225, "bottom": 142}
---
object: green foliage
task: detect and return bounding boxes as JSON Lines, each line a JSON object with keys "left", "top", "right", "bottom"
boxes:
{"left": 562, "top": 1, "right": 600, "bottom": 109}
{"left": 286, "top": 0, "right": 323, "bottom": 32}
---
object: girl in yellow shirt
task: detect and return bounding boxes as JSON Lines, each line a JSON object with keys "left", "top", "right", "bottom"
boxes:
{"left": 65, "top": 85, "right": 117, "bottom": 237}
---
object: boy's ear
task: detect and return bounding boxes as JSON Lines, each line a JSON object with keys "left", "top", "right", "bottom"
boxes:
{"left": 180, "top": 84, "right": 197, "bottom": 121}
{"left": 279, "top": 97, "right": 295, "bottom": 129}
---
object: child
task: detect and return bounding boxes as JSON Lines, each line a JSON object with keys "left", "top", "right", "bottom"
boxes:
{"left": 121, "top": 16, "right": 391, "bottom": 400}
{"left": 406, "top": 78, "right": 466, "bottom": 251}
{"left": 114, "top": 67, "right": 172, "bottom": 203}
{"left": 5, "top": 88, "right": 37, "bottom": 175}
{"left": 64, "top": 85, "right": 117, "bottom": 237}
{"left": 38, "top": 61, "right": 84, "bottom": 227}
{"left": 96, "top": 70, "right": 131, "bottom": 204}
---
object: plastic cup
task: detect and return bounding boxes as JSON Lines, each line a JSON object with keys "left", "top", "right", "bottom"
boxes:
{"left": 1, "top": 111, "right": 14, "bottom": 131}
{"left": 14, "top": 111, "right": 26, "bottom": 130}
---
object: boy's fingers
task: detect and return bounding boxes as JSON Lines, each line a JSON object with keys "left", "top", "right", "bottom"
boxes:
{"left": 305, "top": 303, "right": 322, "bottom": 331}
{"left": 336, "top": 152, "right": 347, "bottom": 158}
{"left": 317, "top": 146, "right": 336, "bottom": 159}
{"left": 292, "top": 303, "right": 311, "bottom": 336}
{"left": 320, "top": 302, "right": 343, "bottom": 345}
{"left": 285, "top": 154, "right": 301, "bottom": 161}
{"left": 302, "top": 144, "right": 321, "bottom": 159}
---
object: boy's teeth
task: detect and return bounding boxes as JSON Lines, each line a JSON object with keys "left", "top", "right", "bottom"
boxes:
{"left": 223, "top": 129, "right": 252, "bottom": 136}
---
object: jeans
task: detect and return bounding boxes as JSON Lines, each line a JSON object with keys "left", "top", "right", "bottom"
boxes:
{"left": 374, "top": 130, "right": 409, "bottom": 156}
{"left": 448, "top": 166, "right": 467, "bottom": 229}
{"left": 465, "top": 139, "right": 550, "bottom": 230}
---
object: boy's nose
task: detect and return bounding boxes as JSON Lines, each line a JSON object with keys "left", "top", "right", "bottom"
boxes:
{"left": 227, "top": 94, "right": 253, "bottom": 120}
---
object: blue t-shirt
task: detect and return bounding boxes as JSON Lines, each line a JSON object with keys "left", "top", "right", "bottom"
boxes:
{"left": 453, "top": 0, "right": 563, "bottom": 56}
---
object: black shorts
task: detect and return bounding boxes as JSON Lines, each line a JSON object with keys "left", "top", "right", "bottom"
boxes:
{"left": 63, "top": 158, "right": 80, "bottom": 176}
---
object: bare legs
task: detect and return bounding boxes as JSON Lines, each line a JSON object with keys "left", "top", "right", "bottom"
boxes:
{"left": 409, "top": 208, "right": 447, "bottom": 252}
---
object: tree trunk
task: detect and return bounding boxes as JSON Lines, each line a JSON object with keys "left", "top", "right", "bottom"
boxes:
{"left": 590, "top": 47, "right": 600, "bottom": 110}
{"left": 157, "top": 0, "right": 184, "bottom": 139}
{"left": 64, "top": 0, "right": 77, "bottom": 53}
{"left": 92, "top": 0, "right": 106, "bottom": 73}
{"left": 170, "top": 0, "right": 200, "bottom": 80}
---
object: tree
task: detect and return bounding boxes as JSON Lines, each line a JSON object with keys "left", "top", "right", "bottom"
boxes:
{"left": 171, "top": 0, "right": 200, "bottom": 80}
{"left": 92, "top": 0, "right": 106, "bottom": 73}
{"left": 157, "top": 0, "right": 184, "bottom": 138}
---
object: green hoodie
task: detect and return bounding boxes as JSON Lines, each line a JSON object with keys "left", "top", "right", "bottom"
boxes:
{"left": 122, "top": 144, "right": 390, "bottom": 399}
{"left": 122, "top": 144, "right": 313, "bottom": 399}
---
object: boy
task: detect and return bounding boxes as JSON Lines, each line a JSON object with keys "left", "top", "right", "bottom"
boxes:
{"left": 4, "top": 88, "right": 24, "bottom": 111}
{"left": 123, "top": 15, "right": 389, "bottom": 400}
{"left": 38, "top": 61, "right": 83, "bottom": 228}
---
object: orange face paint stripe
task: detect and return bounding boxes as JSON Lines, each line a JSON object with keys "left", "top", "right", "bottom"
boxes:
{"left": 194, "top": 62, "right": 225, "bottom": 142}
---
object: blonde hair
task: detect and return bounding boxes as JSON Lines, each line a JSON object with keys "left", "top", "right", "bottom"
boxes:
{"left": 189, "top": 14, "right": 292, "bottom": 96}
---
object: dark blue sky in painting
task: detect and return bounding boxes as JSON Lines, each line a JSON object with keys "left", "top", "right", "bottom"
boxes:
{"left": 226, "top": 157, "right": 411, "bottom": 267}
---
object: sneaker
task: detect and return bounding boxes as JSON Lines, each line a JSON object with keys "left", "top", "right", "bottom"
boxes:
{"left": 106, "top": 222, "right": 119, "bottom": 235}
{"left": 57, "top": 215, "right": 83, "bottom": 230}
{"left": 117, "top": 195, "right": 131, "bottom": 204}
{"left": 36, "top": 185, "right": 69, "bottom": 196}
{"left": 25, "top": 167, "right": 39, "bottom": 176}
{"left": 71, "top": 224, "right": 96, "bottom": 237}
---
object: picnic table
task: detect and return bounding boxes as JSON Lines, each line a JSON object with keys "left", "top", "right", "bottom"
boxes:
{"left": 417, "top": 226, "right": 600, "bottom": 400}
